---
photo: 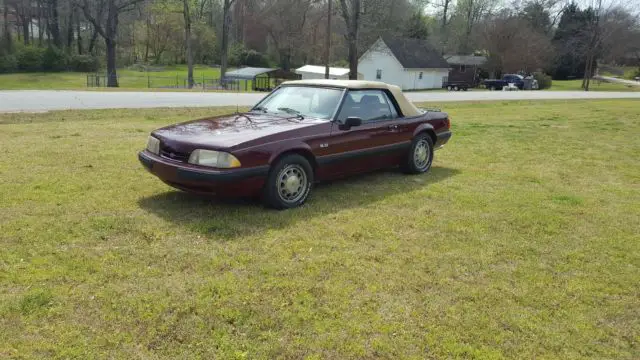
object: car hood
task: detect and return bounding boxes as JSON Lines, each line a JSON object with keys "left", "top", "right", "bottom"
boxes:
{"left": 151, "top": 112, "right": 326, "bottom": 150}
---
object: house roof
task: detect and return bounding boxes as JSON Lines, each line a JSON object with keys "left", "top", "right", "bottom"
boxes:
{"left": 224, "top": 67, "right": 276, "bottom": 79}
{"left": 295, "top": 65, "right": 351, "bottom": 77}
{"left": 444, "top": 55, "right": 487, "bottom": 66}
{"left": 379, "top": 36, "right": 450, "bottom": 69}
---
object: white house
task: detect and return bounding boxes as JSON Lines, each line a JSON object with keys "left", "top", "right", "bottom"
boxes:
{"left": 358, "top": 36, "right": 450, "bottom": 90}
{"left": 295, "top": 65, "right": 363, "bottom": 80}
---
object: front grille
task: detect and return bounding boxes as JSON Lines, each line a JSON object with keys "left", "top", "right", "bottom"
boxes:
{"left": 160, "top": 146, "right": 190, "bottom": 163}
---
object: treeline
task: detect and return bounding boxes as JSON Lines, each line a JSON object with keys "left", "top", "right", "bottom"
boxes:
{"left": 1, "top": 0, "right": 639, "bottom": 88}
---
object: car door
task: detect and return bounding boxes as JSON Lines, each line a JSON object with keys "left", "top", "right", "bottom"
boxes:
{"left": 317, "top": 89, "right": 412, "bottom": 177}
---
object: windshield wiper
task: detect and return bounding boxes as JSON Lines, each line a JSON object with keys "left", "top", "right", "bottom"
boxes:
{"left": 277, "top": 107, "right": 304, "bottom": 120}
{"left": 251, "top": 106, "right": 268, "bottom": 113}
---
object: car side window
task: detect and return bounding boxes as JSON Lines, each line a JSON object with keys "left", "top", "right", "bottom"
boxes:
{"left": 337, "top": 90, "right": 395, "bottom": 123}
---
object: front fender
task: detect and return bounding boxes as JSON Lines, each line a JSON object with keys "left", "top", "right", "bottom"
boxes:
{"left": 268, "top": 141, "right": 315, "bottom": 164}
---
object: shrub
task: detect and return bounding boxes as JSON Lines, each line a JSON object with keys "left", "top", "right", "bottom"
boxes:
{"left": 533, "top": 72, "right": 552, "bottom": 89}
{"left": 242, "top": 50, "right": 269, "bottom": 68}
{"left": 228, "top": 44, "right": 270, "bottom": 68}
{"left": 70, "top": 55, "right": 101, "bottom": 72}
{"left": 0, "top": 54, "right": 18, "bottom": 73}
{"left": 42, "top": 46, "right": 68, "bottom": 72}
{"left": 16, "top": 46, "right": 45, "bottom": 71}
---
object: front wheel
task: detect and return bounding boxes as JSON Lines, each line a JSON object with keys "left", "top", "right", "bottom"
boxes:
{"left": 262, "top": 154, "right": 314, "bottom": 209}
{"left": 402, "top": 134, "right": 434, "bottom": 174}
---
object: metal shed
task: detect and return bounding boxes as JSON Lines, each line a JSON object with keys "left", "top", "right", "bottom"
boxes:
{"left": 224, "top": 67, "right": 301, "bottom": 91}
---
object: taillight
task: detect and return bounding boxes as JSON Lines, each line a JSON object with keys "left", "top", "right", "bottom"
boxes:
{"left": 446, "top": 117, "right": 451, "bottom": 129}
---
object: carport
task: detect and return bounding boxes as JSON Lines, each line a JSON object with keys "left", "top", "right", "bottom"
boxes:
{"left": 223, "top": 67, "right": 301, "bottom": 91}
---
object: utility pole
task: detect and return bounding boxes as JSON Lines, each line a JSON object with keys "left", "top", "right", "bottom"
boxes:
{"left": 325, "top": 0, "right": 332, "bottom": 79}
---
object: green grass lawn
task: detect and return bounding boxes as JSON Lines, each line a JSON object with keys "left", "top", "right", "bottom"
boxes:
{"left": 549, "top": 79, "right": 640, "bottom": 92}
{"left": 1, "top": 100, "right": 639, "bottom": 359}
{"left": 0, "top": 65, "right": 229, "bottom": 90}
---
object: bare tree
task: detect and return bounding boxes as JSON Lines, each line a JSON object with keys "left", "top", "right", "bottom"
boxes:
{"left": 220, "top": 0, "right": 235, "bottom": 80}
{"left": 2, "top": 0, "right": 11, "bottom": 51}
{"left": 581, "top": 0, "right": 638, "bottom": 90}
{"left": 260, "top": 0, "right": 313, "bottom": 71}
{"left": 324, "top": 0, "right": 331, "bottom": 78}
{"left": 183, "top": 0, "right": 193, "bottom": 87}
{"left": 79, "top": 0, "right": 145, "bottom": 86}
{"left": 478, "top": 12, "right": 553, "bottom": 75}
{"left": 339, "top": 0, "right": 359, "bottom": 79}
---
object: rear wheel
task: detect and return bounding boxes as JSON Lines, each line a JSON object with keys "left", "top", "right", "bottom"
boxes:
{"left": 262, "top": 154, "right": 313, "bottom": 209}
{"left": 453, "top": 85, "right": 459, "bottom": 91}
{"left": 402, "top": 134, "right": 434, "bottom": 174}
{"left": 447, "top": 85, "right": 453, "bottom": 91}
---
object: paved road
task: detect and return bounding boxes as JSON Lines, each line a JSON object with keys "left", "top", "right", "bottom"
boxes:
{"left": 1, "top": 89, "right": 639, "bottom": 112}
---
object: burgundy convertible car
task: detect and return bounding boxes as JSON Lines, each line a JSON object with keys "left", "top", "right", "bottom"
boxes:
{"left": 139, "top": 80, "right": 452, "bottom": 209}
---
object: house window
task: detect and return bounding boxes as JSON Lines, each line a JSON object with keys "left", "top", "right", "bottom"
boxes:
{"left": 419, "top": 72, "right": 423, "bottom": 79}
{"left": 376, "top": 69, "right": 382, "bottom": 80}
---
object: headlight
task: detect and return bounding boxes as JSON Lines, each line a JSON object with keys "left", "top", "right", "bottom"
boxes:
{"left": 147, "top": 136, "right": 160, "bottom": 155}
{"left": 188, "top": 149, "right": 241, "bottom": 168}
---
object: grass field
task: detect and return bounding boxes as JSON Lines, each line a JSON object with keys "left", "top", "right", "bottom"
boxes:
{"left": 2, "top": 67, "right": 639, "bottom": 93}
{"left": 1, "top": 100, "right": 639, "bottom": 359}
{"left": 0, "top": 65, "right": 227, "bottom": 90}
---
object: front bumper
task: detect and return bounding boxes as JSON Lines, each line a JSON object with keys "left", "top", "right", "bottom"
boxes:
{"left": 138, "top": 150, "right": 269, "bottom": 195}
{"left": 435, "top": 130, "right": 452, "bottom": 149}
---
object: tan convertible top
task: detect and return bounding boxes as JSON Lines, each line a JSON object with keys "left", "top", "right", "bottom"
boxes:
{"left": 282, "top": 79, "right": 422, "bottom": 117}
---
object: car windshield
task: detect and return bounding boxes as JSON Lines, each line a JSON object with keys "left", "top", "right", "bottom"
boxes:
{"left": 252, "top": 86, "right": 343, "bottom": 120}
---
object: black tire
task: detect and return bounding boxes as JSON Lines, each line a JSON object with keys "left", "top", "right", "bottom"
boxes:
{"left": 402, "top": 133, "right": 434, "bottom": 174}
{"left": 454, "top": 86, "right": 459, "bottom": 91}
{"left": 262, "top": 154, "right": 314, "bottom": 209}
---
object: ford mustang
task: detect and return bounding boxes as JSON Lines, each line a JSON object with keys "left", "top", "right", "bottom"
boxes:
{"left": 138, "top": 80, "right": 452, "bottom": 209}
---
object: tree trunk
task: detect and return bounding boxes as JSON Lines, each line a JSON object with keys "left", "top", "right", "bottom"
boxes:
{"left": 50, "top": 0, "right": 62, "bottom": 48}
{"left": 220, "top": 0, "right": 233, "bottom": 80}
{"left": 22, "top": 16, "right": 30, "bottom": 45}
{"left": 77, "top": 8, "right": 83, "bottom": 54}
{"left": 339, "top": 0, "right": 359, "bottom": 80}
{"left": 67, "top": 11, "right": 74, "bottom": 52}
{"left": 348, "top": 0, "right": 359, "bottom": 80}
{"left": 324, "top": 0, "right": 331, "bottom": 79}
{"left": 440, "top": 0, "right": 450, "bottom": 54}
{"left": 184, "top": 0, "right": 194, "bottom": 88}
{"left": 105, "top": 5, "right": 119, "bottom": 87}
{"left": 144, "top": 16, "right": 150, "bottom": 63}
{"left": 88, "top": 26, "right": 98, "bottom": 54}
{"left": 583, "top": 52, "right": 594, "bottom": 91}
{"left": 105, "top": 37, "right": 118, "bottom": 86}
{"left": 37, "top": 0, "right": 44, "bottom": 46}
{"left": 3, "top": 1, "right": 10, "bottom": 52}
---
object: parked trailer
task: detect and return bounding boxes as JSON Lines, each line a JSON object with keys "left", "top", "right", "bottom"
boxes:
{"left": 443, "top": 81, "right": 470, "bottom": 91}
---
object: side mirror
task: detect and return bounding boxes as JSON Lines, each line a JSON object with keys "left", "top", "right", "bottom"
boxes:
{"left": 339, "top": 116, "right": 362, "bottom": 130}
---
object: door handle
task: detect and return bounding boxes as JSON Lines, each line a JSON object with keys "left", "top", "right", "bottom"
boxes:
{"left": 387, "top": 124, "right": 399, "bottom": 131}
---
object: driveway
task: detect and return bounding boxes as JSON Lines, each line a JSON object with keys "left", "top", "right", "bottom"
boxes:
{"left": 594, "top": 75, "right": 640, "bottom": 87}
{"left": 1, "top": 89, "right": 639, "bottom": 112}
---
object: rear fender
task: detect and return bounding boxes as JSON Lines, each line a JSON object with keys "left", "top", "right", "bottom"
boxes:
{"left": 412, "top": 123, "right": 436, "bottom": 138}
